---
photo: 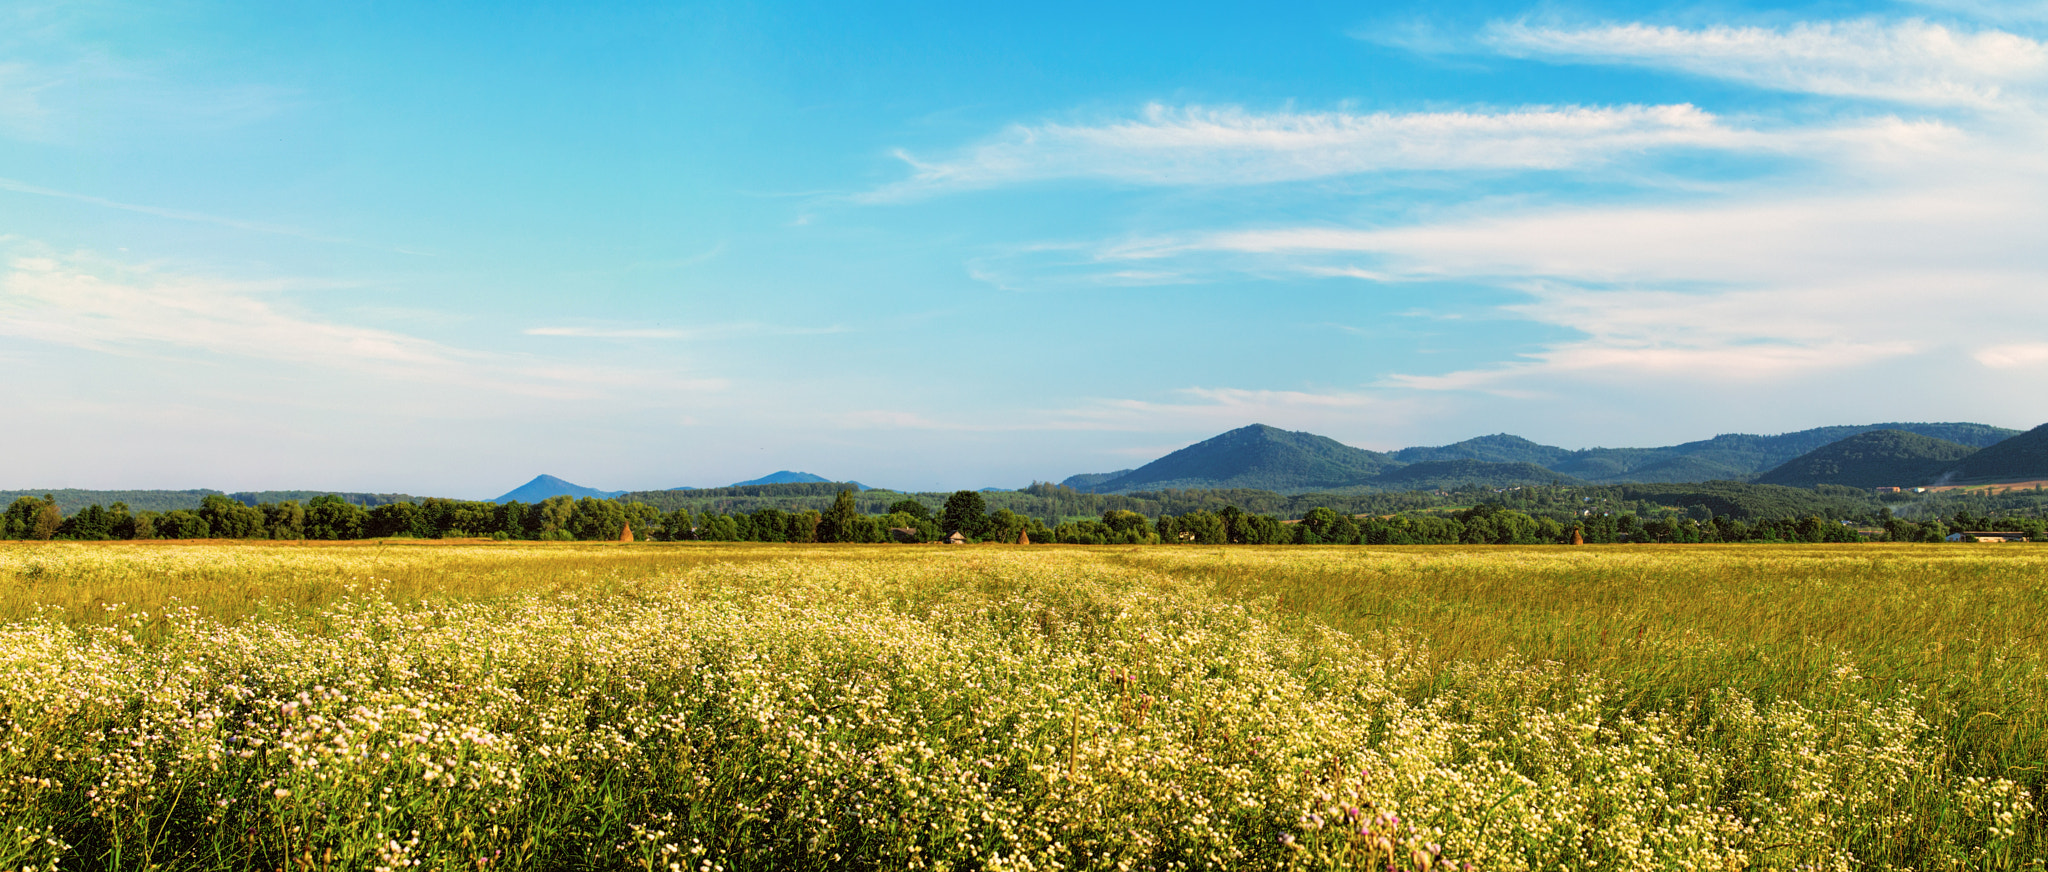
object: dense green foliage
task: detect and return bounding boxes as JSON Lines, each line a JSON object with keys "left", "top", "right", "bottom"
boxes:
{"left": 1947, "top": 423, "right": 2048, "bottom": 484}
{"left": 1065, "top": 421, "right": 2030, "bottom": 493}
{"left": 1084, "top": 423, "right": 1399, "bottom": 493}
{"left": 1370, "top": 458, "right": 1586, "bottom": 489}
{"left": 1755, "top": 429, "right": 1980, "bottom": 488}
{"left": 0, "top": 489, "right": 426, "bottom": 514}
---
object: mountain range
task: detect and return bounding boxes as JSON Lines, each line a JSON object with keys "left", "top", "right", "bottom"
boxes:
{"left": 490, "top": 471, "right": 866, "bottom": 503}
{"left": 1060, "top": 422, "right": 2036, "bottom": 495}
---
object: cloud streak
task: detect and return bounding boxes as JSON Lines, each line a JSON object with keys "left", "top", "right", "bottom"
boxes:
{"left": 1484, "top": 19, "right": 2048, "bottom": 109}
{"left": 0, "top": 248, "right": 727, "bottom": 399}
{"left": 0, "top": 176, "right": 348, "bottom": 243}
{"left": 868, "top": 102, "right": 1833, "bottom": 199}
{"left": 525, "top": 323, "right": 847, "bottom": 341}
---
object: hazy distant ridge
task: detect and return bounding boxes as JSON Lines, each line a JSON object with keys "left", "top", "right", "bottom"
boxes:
{"left": 1064, "top": 421, "right": 2029, "bottom": 494}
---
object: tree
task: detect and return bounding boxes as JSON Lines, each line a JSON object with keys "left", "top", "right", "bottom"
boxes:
{"left": 200, "top": 494, "right": 265, "bottom": 539}
{"left": 887, "top": 499, "right": 931, "bottom": 521}
{"left": 1299, "top": 507, "right": 1341, "bottom": 543}
{"left": 58, "top": 503, "right": 113, "bottom": 540}
{"left": 750, "top": 508, "right": 789, "bottom": 542}
{"left": 622, "top": 501, "right": 663, "bottom": 541}
{"left": 263, "top": 501, "right": 306, "bottom": 540}
{"left": 1101, "top": 510, "right": 1151, "bottom": 539}
{"left": 535, "top": 497, "right": 575, "bottom": 539}
{"left": 786, "top": 509, "right": 822, "bottom": 544}
{"left": 158, "top": 510, "right": 210, "bottom": 539}
{"left": 941, "top": 490, "right": 988, "bottom": 539}
{"left": 1172, "top": 510, "right": 1227, "bottom": 545}
{"left": 1, "top": 496, "right": 41, "bottom": 539}
{"left": 305, "top": 496, "right": 368, "bottom": 540}
{"left": 568, "top": 497, "right": 628, "bottom": 541}
{"left": 819, "top": 490, "right": 861, "bottom": 543}
{"left": 659, "top": 507, "right": 694, "bottom": 541}
{"left": 31, "top": 497, "right": 62, "bottom": 541}
{"left": 367, "top": 502, "right": 425, "bottom": 539}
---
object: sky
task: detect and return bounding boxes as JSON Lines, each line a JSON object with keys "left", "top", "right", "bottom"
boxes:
{"left": 3, "top": 0, "right": 2047, "bottom": 497}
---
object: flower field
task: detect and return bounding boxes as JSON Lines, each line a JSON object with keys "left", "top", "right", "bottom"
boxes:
{"left": 0, "top": 542, "right": 2043, "bottom": 871}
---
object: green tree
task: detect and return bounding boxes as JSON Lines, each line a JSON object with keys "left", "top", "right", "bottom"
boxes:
{"left": 1, "top": 496, "right": 40, "bottom": 539}
{"left": 569, "top": 497, "right": 628, "bottom": 541}
{"left": 750, "top": 508, "right": 789, "bottom": 542}
{"left": 262, "top": 501, "right": 306, "bottom": 540}
{"left": 31, "top": 496, "right": 62, "bottom": 541}
{"left": 1101, "top": 509, "right": 1151, "bottom": 539}
{"left": 535, "top": 496, "right": 575, "bottom": 539}
{"left": 622, "top": 501, "right": 662, "bottom": 541}
{"left": 819, "top": 490, "right": 861, "bottom": 543}
{"left": 1299, "top": 507, "right": 1340, "bottom": 544}
{"left": 941, "top": 490, "right": 988, "bottom": 539}
{"left": 887, "top": 499, "right": 931, "bottom": 521}
{"left": 659, "top": 507, "right": 694, "bottom": 541}
{"left": 697, "top": 513, "right": 742, "bottom": 541}
{"left": 57, "top": 503, "right": 113, "bottom": 540}
{"left": 1172, "top": 510, "right": 1227, "bottom": 545}
{"left": 305, "top": 496, "right": 368, "bottom": 540}
{"left": 786, "top": 509, "right": 821, "bottom": 544}
{"left": 367, "top": 502, "right": 425, "bottom": 539}
{"left": 158, "top": 510, "right": 210, "bottom": 539}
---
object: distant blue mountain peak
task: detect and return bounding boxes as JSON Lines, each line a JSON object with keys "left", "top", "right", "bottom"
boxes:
{"left": 493, "top": 474, "right": 625, "bottom": 504}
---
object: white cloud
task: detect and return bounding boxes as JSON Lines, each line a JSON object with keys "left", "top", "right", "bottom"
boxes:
{"left": 0, "top": 248, "right": 727, "bottom": 398}
{"left": 0, "top": 176, "right": 347, "bottom": 243}
{"left": 1485, "top": 19, "right": 2048, "bottom": 109}
{"left": 525, "top": 323, "right": 846, "bottom": 341}
{"left": 867, "top": 102, "right": 1828, "bottom": 199}
{"left": 1975, "top": 343, "right": 2048, "bottom": 368}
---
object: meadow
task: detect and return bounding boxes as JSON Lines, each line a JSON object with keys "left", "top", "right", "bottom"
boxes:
{"left": 0, "top": 541, "right": 2041, "bottom": 871}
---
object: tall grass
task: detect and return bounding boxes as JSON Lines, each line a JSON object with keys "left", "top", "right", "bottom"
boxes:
{"left": 0, "top": 542, "right": 2040, "bottom": 870}
{"left": 1125, "top": 545, "right": 2048, "bottom": 805}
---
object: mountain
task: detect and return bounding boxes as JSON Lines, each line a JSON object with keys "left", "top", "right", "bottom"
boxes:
{"left": 1754, "top": 430, "right": 1980, "bottom": 488}
{"left": 1938, "top": 423, "right": 2048, "bottom": 485}
{"left": 1370, "top": 460, "right": 1586, "bottom": 490}
{"left": 1059, "top": 470, "right": 1133, "bottom": 490}
{"left": 1533, "top": 423, "right": 2016, "bottom": 484}
{"left": 493, "top": 475, "right": 625, "bottom": 503}
{"left": 1065, "top": 421, "right": 2023, "bottom": 494}
{"left": 728, "top": 471, "right": 868, "bottom": 490}
{"left": 1083, "top": 424, "right": 1398, "bottom": 494}
{"left": 1391, "top": 434, "right": 1575, "bottom": 467}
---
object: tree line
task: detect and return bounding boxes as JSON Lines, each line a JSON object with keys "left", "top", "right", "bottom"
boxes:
{"left": 6, "top": 489, "right": 2040, "bottom": 545}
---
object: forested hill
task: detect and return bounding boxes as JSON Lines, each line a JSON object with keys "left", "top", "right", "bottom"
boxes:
{"left": 1083, "top": 424, "right": 1399, "bottom": 493}
{"left": 1943, "top": 423, "right": 2048, "bottom": 485}
{"left": 1754, "top": 430, "right": 1979, "bottom": 488}
{"left": 0, "top": 489, "right": 425, "bottom": 514}
{"left": 1064, "top": 421, "right": 2025, "bottom": 493}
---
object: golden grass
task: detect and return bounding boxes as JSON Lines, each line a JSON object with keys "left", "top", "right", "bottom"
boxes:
{"left": 0, "top": 541, "right": 2041, "bottom": 870}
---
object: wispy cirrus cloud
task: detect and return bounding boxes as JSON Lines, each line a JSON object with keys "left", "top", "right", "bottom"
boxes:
{"left": 524, "top": 323, "right": 847, "bottom": 341}
{"left": 1484, "top": 19, "right": 2048, "bottom": 109}
{"left": 0, "top": 247, "right": 726, "bottom": 398}
{"left": 0, "top": 176, "right": 349, "bottom": 243}
{"left": 866, "top": 102, "right": 1832, "bottom": 200}
{"left": 1177, "top": 170, "right": 2048, "bottom": 393}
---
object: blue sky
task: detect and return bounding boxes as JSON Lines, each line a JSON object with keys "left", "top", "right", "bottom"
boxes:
{"left": 4, "top": 0, "right": 2046, "bottom": 496}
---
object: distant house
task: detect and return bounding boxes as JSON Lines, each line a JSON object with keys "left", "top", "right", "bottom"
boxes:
{"left": 888, "top": 527, "right": 922, "bottom": 543}
{"left": 1951, "top": 531, "right": 2030, "bottom": 543}
{"left": 1875, "top": 487, "right": 1902, "bottom": 494}
{"left": 941, "top": 532, "right": 968, "bottom": 545}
